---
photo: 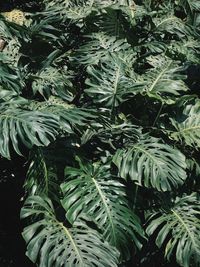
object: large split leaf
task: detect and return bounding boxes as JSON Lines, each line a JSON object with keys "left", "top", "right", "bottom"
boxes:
{"left": 113, "top": 136, "right": 187, "bottom": 191}
{"left": 85, "top": 57, "right": 139, "bottom": 108}
{"left": 31, "top": 67, "right": 75, "bottom": 101}
{"left": 61, "top": 159, "right": 144, "bottom": 260}
{"left": 21, "top": 195, "right": 119, "bottom": 267}
{"left": 0, "top": 108, "right": 59, "bottom": 158}
{"left": 153, "top": 11, "right": 190, "bottom": 37}
{"left": 171, "top": 101, "right": 200, "bottom": 148}
{"left": 25, "top": 148, "right": 60, "bottom": 201}
{"left": 27, "top": 96, "right": 97, "bottom": 133}
{"left": 146, "top": 193, "right": 200, "bottom": 267}
{"left": 73, "top": 33, "right": 132, "bottom": 65}
{"left": 141, "top": 55, "right": 188, "bottom": 104}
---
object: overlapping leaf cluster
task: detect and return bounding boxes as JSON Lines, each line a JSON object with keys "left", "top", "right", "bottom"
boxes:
{"left": 0, "top": 0, "right": 200, "bottom": 266}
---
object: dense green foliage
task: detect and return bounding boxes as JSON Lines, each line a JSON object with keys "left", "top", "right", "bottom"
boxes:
{"left": 0, "top": 0, "right": 200, "bottom": 266}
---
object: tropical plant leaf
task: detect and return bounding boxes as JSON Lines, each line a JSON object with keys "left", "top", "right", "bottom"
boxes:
{"left": 1, "top": 38, "right": 21, "bottom": 66}
{"left": 140, "top": 55, "right": 188, "bottom": 104}
{"left": 179, "top": 0, "right": 200, "bottom": 14}
{"left": 31, "top": 67, "right": 75, "bottom": 101}
{"left": 0, "top": 63, "right": 23, "bottom": 93}
{"left": 1, "top": 1, "right": 200, "bottom": 267}
{"left": 0, "top": 108, "right": 59, "bottom": 158}
{"left": 0, "top": 17, "right": 13, "bottom": 40}
{"left": 61, "top": 158, "right": 144, "bottom": 260}
{"left": 85, "top": 56, "right": 140, "bottom": 108}
{"left": 91, "top": 8, "right": 127, "bottom": 38}
{"left": 168, "top": 37, "right": 200, "bottom": 64}
{"left": 21, "top": 195, "right": 119, "bottom": 267}
{"left": 113, "top": 135, "right": 187, "bottom": 191}
{"left": 26, "top": 96, "right": 97, "bottom": 132}
{"left": 73, "top": 32, "right": 131, "bottom": 65}
{"left": 24, "top": 147, "right": 60, "bottom": 201}
{"left": 138, "top": 40, "right": 167, "bottom": 55}
{"left": 0, "top": 85, "right": 18, "bottom": 101}
{"left": 152, "top": 11, "right": 190, "bottom": 37}
{"left": 170, "top": 101, "right": 200, "bottom": 148}
{"left": 146, "top": 193, "right": 200, "bottom": 267}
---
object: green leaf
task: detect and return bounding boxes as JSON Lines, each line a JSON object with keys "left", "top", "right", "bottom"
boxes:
{"left": 25, "top": 147, "right": 60, "bottom": 201}
{"left": 168, "top": 38, "right": 200, "bottom": 64}
{"left": 0, "top": 108, "right": 59, "bottom": 158}
{"left": 170, "top": 101, "right": 200, "bottom": 148}
{"left": 31, "top": 67, "right": 75, "bottom": 101}
{"left": 178, "top": 0, "right": 200, "bottom": 14}
{"left": 85, "top": 56, "right": 140, "bottom": 108}
{"left": 73, "top": 33, "right": 132, "bottom": 65}
{"left": 141, "top": 55, "right": 188, "bottom": 104}
{"left": 113, "top": 135, "right": 187, "bottom": 191}
{"left": 0, "top": 63, "right": 22, "bottom": 93}
{"left": 153, "top": 12, "right": 190, "bottom": 37}
{"left": 61, "top": 159, "right": 144, "bottom": 260}
{"left": 146, "top": 193, "right": 200, "bottom": 267}
{"left": 0, "top": 39, "right": 21, "bottom": 67}
{"left": 21, "top": 195, "right": 119, "bottom": 267}
{"left": 27, "top": 96, "right": 97, "bottom": 132}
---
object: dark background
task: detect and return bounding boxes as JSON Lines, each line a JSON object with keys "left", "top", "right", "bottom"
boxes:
{"left": 0, "top": 156, "right": 34, "bottom": 267}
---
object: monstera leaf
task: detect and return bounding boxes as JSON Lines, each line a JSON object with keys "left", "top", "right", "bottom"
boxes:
{"left": 61, "top": 159, "right": 144, "bottom": 260}
{"left": 0, "top": 63, "right": 22, "bottom": 93}
{"left": 0, "top": 108, "right": 59, "bottom": 158}
{"left": 146, "top": 193, "right": 200, "bottom": 267}
{"left": 171, "top": 101, "right": 200, "bottom": 148}
{"left": 153, "top": 11, "right": 190, "bottom": 37}
{"left": 179, "top": 0, "right": 200, "bottom": 14}
{"left": 25, "top": 148, "right": 60, "bottom": 201}
{"left": 85, "top": 56, "right": 140, "bottom": 108}
{"left": 140, "top": 55, "right": 188, "bottom": 103}
{"left": 27, "top": 96, "right": 97, "bottom": 133}
{"left": 113, "top": 136, "right": 187, "bottom": 191}
{"left": 31, "top": 67, "right": 75, "bottom": 101}
{"left": 168, "top": 38, "right": 200, "bottom": 64}
{"left": 21, "top": 195, "right": 119, "bottom": 267}
{"left": 73, "top": 33, "right": 132, "bottom": 65}
{"left": 1, "top": 1, "right": 200, "bottom": 267}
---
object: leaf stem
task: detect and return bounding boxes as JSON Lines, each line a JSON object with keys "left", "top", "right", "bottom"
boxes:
{"left": 153, "top": 102, "right": 164, "bottom": 127}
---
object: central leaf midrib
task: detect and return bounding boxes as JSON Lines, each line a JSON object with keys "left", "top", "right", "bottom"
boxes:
{"left": 178, "top": 125, "right": 200, "bottom": 133}
{"left": 41, "top": 156, "right": 49, "bottom": 195}
{"left": 171, "top": 209, "right": 199, "bottom": 253}
{"left": 113, "top": 67, "right": 120, "bottom": 94}
{"left": 1, "top": 113, "right": 34, "bottom": 125}
{"left": 148, "top": 61, "right": 172, "bottom": 93}
{"left": 156, "top": 16, "right": 178, "bottom": 28}
{"left": 92, "top": 177, "right": 117, "bottom": 245}
{"left": 134, "top": 145, "right": 164, "bottom": 173}
{"left": 58, "top": 222, "right": 84, "bottom": 265}
{"left": 111, "top": 66, "right": 121, "bottom": 109}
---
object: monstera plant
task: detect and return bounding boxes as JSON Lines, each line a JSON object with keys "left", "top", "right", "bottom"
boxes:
{"left": 0, "top": 0, "right": 200, "bottom": 266}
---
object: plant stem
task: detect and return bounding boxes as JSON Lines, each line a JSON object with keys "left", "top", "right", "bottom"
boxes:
{"left": 153, "top": 102, "right": 164, "bottom": 127}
